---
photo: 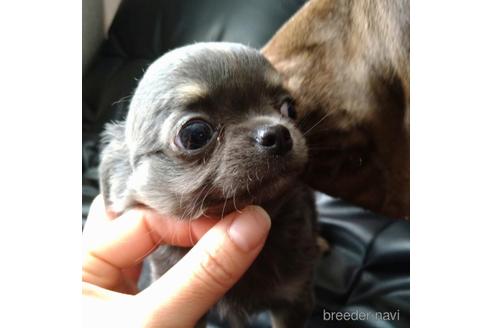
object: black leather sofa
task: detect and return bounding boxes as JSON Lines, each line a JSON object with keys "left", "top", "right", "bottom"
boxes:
{"left": 82, "top": 1, "right": 410, "bottom": 327}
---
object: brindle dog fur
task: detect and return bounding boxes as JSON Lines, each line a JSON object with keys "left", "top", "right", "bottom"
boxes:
{"left": 263, "top": 0, "right": 410, "bottom": 219}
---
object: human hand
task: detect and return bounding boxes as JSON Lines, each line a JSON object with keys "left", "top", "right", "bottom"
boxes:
{"left": 82, "top": 195, "right": 271, "bottom": 327}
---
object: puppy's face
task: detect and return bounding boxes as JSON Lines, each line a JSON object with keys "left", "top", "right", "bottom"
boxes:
{"left": 262, "top": 0, "right": 410, "bottom": 218}
{"left": 124, "top": 43, "right": 307, "bottom": 218}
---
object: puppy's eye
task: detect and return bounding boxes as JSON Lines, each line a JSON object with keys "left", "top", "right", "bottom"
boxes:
{"left": 177, "top": 120, "right": 214, "bottom": 150}
{"left": 280, "top": 99, "right": 296, "bottom": 119}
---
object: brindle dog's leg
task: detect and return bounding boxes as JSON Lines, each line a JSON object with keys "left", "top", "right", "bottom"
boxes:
{"left": 270, "top": 280, "right": 315, "bottom": 328}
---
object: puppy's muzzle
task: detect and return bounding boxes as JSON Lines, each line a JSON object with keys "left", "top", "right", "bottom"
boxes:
{"left": 254, "top": 124, "right": 293, "bottom": 156}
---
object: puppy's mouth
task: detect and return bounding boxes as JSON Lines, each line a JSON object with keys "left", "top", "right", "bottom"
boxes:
{"left": 199, "top": 174, "right": 294, "bottom": 218}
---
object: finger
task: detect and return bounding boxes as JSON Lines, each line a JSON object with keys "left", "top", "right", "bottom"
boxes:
{"left": 144, "top": 210, "right": 218, "bottom": 247}
{"left": 121, "top": 266, "right": 143, "bottom": 284}
{"left": 82, "top": 207, "right": 217, "bottom": 291}
{"left": 83, "top": 195, "right": 111, "bottom": 236}
{"left": 82, "top": 282, "right": 138, "bottom": 327}
{"left": 120, "top": 265, "right": 143, "bottom": 294}
{"left": 138, "top": 206, "right": 271, "bottom": 327}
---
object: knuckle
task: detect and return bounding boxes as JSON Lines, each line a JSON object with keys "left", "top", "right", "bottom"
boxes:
{"left": 196, "top": 248, "right": 237, "bottom": 292}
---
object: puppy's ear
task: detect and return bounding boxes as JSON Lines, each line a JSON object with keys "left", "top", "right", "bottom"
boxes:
{"left": 98, "top": 122, "right": 133, "bottom": 214}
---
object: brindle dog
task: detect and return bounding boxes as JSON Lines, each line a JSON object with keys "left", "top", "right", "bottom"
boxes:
{"left": 263, "top": 0, "right": 410, "bottom": 219}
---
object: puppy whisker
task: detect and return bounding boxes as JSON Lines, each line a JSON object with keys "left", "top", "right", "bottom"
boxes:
{"left": 302, "top": 112, "right": 331, "bottom": 137}
{"left": 191, "top": 184, "right": 209, "bottom": 214}
{"left": 111, "top": 94, "right": 133, "bottom": 106}
{"left": 221, "top": 198, "right": 228, "bottom": 221}
{"left": 198, "top": 184, "right": 214, "bottom": 215}
{"left": 232, "top": 189, "right": 242, "bottom": 213}
{"left": 188, "top": 219, "right": 195, "bottom": 246}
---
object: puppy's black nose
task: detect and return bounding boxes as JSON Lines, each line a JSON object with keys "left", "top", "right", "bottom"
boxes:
{"left": 254, "top": 125, "right": 293, "bottom": 155}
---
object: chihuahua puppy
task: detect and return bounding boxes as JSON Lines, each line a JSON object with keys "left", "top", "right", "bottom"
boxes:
{"left": 99, "top": 42, "right": 318, "bottom": 327}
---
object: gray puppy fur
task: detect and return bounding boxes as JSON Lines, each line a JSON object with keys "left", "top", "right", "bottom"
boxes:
{"left": 99, "top": 42, "right": 318, "bottom": 327}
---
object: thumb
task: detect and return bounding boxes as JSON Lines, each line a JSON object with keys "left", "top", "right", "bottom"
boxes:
{"left": 137, "top": 206, "right": 271, "bottom": 327}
